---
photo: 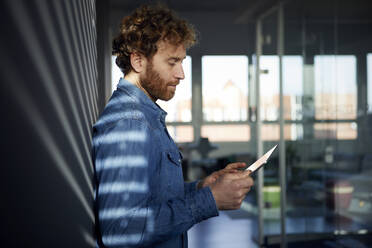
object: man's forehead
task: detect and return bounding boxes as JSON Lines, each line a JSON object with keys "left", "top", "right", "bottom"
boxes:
{"left": 157, "top": 40, "right": 186, "bottom": 58}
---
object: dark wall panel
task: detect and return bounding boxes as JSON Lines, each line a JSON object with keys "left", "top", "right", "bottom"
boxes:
{"left": 0, "top": 0, "right": 102, "bottom": 247}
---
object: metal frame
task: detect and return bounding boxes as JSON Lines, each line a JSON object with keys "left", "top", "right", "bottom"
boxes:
{"left": 256, "top": 1, "right": 287, "bottom": 247}
{"left": 255, "top": 18, "right": 264, "bottom": 246}
{"left": 278, "top": 2, "right": 287, "bottom": 247}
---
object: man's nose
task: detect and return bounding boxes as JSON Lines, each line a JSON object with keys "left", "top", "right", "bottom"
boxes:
{"left": 175, "top": 64, "right": 185, "bottom": 80}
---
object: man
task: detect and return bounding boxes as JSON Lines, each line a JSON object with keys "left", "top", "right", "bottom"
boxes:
{"left": 92, "top": 4, "right": 254, "bottom": 248}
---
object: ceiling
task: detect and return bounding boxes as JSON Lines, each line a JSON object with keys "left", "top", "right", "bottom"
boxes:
{"left": 109, "top": 0, "right": 278, "bottom": 22}
{"left": 109, "top": 0, "right": 372, "bottom": 22}
{"left": 108, "top": 0, "right": 372, "bottom": 55}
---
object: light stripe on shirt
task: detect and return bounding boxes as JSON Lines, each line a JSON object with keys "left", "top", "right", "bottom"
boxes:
{"left": 105, "top": 95, "right": 137, "bottom": 108}
{"left": 95, "top": 110, "right": 144, "bottom": 127}
{"left": 94, "top": 130, "right": 147, "bottom": 146}
{"left": 99, "top": 181, "right": 148, "bottom": 194}
{"left": 99, "top": 207, "right": 150, "bottom": 220}
{"left": 96, "top": 155, "right": 147, "bottom": 171}
{"left": 102, "top": 234, "right": 142, "bottom": 246}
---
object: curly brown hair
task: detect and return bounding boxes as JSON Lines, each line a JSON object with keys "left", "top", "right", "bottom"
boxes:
{"left": 112, "top": 4, "right": 197, "bottom": 75}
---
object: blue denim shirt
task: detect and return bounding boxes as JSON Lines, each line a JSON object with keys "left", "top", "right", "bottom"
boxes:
{"left": 92, "top": 78, "right": 219, "bottom": 248}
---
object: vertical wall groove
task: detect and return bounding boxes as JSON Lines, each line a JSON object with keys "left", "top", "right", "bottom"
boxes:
{"left": 0, "top": 0, "right": 103, "bottom": 247}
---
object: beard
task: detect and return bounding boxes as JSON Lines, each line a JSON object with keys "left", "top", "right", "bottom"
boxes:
{"left": 140, "top": 61, "right": 177, "bottom": 102}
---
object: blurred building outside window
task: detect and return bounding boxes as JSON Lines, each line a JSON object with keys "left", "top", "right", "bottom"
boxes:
{"left": 201, "top": 55, "right": 250, "bottom": 142}
{"left": 314, "top": 55, "right": 357, "bottom": 140}
{"left": 260, "top": 55, "right": 304, "bottom": 141}
{"left": 201, "top": 125, "right": 250, "bottom": 142}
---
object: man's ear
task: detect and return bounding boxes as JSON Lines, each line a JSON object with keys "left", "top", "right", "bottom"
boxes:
{"left": 130, "top": 52, "right": 146, "bottom": 73}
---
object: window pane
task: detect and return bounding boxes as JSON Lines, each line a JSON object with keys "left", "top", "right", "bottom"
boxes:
{"left": 261, "top": 124, "right": 279, "bottom": 141}
{"left": 202, "top": 56, "right": 248, "bottom": 122}
{"left": 167, "top": 125, "right": 194, "bottom": 143}
{"left": 285, "top": 124, "right": 303, "bottom": 141}
{"left": 111, "top": 56, "right": 122, "bottom": 92}
{"left": 201, "top": 125, "right": 250, "bottom": 142}
{"left": 260, "top": 56, "right": 303, "bottom": 121}
{"left": 283, "top": 56, "right": 303, "bottom": 120}
{"left": 368, "top": 54, "right": 372, "bottom": 113}
{"left": 314, "top": 55, "right": 357, "bottom": 120}
{"left": 261, "top": 124, "right": 303, "bottom": 141}
{"left": 260, "top": 56, "right": 279, "bottom": 121}
{"left": 158, "top": 56, "right": 192, "bottom": 122}
{"left": 314, "top": 122, "right": 357, "bottom": 140}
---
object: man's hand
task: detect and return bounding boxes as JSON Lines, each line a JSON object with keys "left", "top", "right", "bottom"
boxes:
{"left": 209, "top": 170, "right": 254, "bottom": 210}
{"left": 197, "top": 162, "right": 247, "bottom": 189}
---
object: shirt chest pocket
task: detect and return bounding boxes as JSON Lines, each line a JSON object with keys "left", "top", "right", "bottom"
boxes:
{"left": 167, "top": 150, "right": 183, "bottom": 166}
{"left": 161, "top": 150, "right": 184, "bottom": 197}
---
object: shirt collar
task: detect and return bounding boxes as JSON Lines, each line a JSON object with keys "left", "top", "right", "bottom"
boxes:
{"left": 117, "top": 78, "right": 167, "bottom": 122}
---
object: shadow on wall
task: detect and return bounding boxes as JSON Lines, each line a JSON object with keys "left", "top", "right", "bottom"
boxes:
{"left": 0, "top": 0, "right": 106, "bottom": 247}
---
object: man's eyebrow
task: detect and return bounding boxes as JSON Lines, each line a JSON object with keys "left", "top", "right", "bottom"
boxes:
{"left": 168, "top": 56, "right": 186, "bottom": 61}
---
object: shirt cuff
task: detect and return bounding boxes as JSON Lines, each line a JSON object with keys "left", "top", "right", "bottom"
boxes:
{"left": 186, "top": 186, "right": 219, "bottom": 224}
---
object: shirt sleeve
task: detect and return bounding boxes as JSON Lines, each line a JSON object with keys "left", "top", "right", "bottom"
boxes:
{"left": 93, "top": 118, "right": 218, "bottom": 247}
{"left": 184, "top": 181, "right": 199, "bottom": 195}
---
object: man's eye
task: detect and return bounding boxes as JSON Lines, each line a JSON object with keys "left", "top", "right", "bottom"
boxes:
{"left": 168, "top": 62, "right": 176, "bottom": 66}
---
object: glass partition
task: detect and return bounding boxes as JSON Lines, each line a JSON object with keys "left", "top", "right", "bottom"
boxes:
{"left": 256, "top": 1, "right": 372, "bottom": 247}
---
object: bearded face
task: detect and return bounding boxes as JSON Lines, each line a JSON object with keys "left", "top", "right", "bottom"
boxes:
{"left": 138, "top": 41, "right": 186, "bottom": 102}
{"left": 140, "top": 60, "right": 178, "bottom": 101}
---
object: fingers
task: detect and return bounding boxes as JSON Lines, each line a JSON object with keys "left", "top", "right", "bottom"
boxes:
{"left": 233, "top": 191, "right": 251, "bottom": 209}
{"left": 225, "top": 162, "right": 246, "bottom": 170}
{"left": 213, "top": 168, "right": 239, "bottom": 179}
{"left": 235, "top": 177, "right": 254, "bottom": 189}
{"left": 224, "top": 169, "right": 252, "bottom": 180}
{"left": 234, "top": 182, "right": 253, "bottom": 209}
{"left": 211, "top": 170, "right": 254, "bottom": 210}
{"left": 220, "top": 168, "right": 239, "bottom": 174}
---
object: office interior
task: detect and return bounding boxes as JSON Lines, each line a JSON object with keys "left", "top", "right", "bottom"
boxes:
{"left": 1, "top": 0, "right": 372, "bottom": 247}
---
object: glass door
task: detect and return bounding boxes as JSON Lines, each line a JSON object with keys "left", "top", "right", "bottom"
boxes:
{"left": 255, "top": 1, "right": 372, "bottom": 247}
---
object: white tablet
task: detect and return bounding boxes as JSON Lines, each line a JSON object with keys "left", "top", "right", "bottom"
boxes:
{"left": 246, "top": 145, "right": 278, "bottom": 173}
